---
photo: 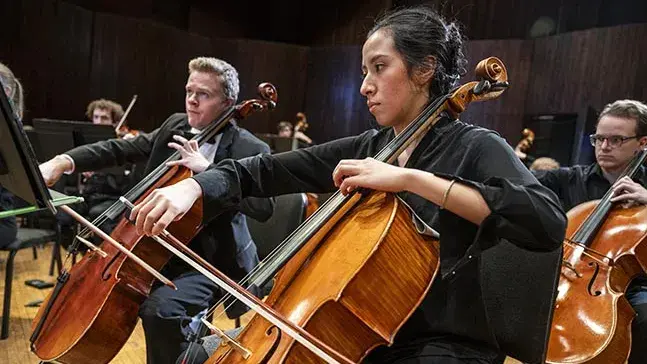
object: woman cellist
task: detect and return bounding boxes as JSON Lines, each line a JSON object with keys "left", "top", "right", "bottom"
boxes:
{"left": 133, "top": 6, "right": 566, "bottom": 363}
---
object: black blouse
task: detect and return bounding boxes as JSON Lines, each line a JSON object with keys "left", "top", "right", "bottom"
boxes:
{"left": 193, "top": 117, "right": 566, "bottom": 356}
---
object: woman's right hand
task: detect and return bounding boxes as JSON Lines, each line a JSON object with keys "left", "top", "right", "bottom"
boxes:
{"left": 39, "top": 155, "right": 73, "bottom": 187}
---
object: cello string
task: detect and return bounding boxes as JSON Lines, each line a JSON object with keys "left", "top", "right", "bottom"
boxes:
{"left": 563, "top": 239, "right": 611, "bottom": 265}
{"left": 206, "top": 192, "right": 348, "bottom": 321}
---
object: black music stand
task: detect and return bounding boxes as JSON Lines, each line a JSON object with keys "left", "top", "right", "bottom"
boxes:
{"left": 254, "top": 134, "right": 293, "bottom": 153}
{"left": 31, "top": 119, "right": 115, "bottom": 160}
{"left": 0, "top": 90, "right": 56, "bottom": 215}
{"left": 0, "top": 90, "right": 84, "bottom": 219}
{"left": 31, "top": 119, "right": 130, "bottom": 177}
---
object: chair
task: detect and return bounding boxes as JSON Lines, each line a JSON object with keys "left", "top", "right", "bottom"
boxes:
{"left": 1, "top": 224, "right": 61, "bottom": 339}
{"left": 246, "top": 193, "right": 308, "bottom": 261}
{"left": 231, "top": 193, "right": 308, "bottom": 328}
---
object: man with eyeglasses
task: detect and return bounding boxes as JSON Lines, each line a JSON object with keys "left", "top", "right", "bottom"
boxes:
{"left": 37, "top": 57, "right": 274, "bottom": 364}
{"left": 527, "top": 99, "right": 647, "bottom": 363}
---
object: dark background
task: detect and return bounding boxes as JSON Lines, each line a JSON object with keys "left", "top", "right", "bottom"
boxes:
{"left": 1, "top": 0, "right": 646, "bottom": 165}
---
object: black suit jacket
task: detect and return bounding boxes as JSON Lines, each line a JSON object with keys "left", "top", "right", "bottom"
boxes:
{"left": 65, "top": 113, "right": 274, "bottom": 308}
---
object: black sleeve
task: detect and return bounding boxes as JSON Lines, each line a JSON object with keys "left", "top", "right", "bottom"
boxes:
{"left": 229, "top": 129, "right": 275, "bottom": 222}
{"left": 448, "top": 133, "right": 567, "bottom": 253}
{"left": 65, "top": 127, "right": 160, "bottom": 172}
{"left": 192, "top": 130, "right": 377, "bottom": 223}
{"left": 531, "top": 167, "right": 573, "bottom": 199}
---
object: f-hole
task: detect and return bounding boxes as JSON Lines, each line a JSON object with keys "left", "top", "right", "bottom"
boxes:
{"left": 587, "top": 261, "right": 602, "bottom": 296}
{"left": 102, "top": 252, "right": 122, "bottom": 280}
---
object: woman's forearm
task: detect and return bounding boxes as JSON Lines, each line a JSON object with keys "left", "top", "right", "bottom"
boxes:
{"left": 404, "top": 169, "right": 491, "bottom": 225}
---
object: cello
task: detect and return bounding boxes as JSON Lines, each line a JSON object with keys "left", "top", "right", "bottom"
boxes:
{"left": 152, "top": 57, "right": 507, "bottom": 363}
{"left": 547, "top": 148, "right": 647, "bottom": 363}
{"left": 29, "top": 83, "right": 278, "bottom": 363}
{"left": 515, "top": 128, "right": 535, "bottom": 157}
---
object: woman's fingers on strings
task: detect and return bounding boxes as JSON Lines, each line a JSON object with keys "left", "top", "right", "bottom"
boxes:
{"left": 611, "top": 192, "right": 637, "bottom": 202}
{"left": 333, "top": 162, "right": 361, "bottom": 187}
{"left": 339, "top": 175, "right": 360, "bottom": 195}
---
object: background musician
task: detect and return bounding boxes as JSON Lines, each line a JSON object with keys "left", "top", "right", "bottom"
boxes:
{"left": 54, "top": 98, "right": 131, "bottom": 248}
{"left": 527, "top": 99, "right": 647, "bottom": 364}
{"left": 277, "top": 120, "right": 313, "bottom": 148}
{"left": 38, "top": 56, "right": 274, "bottom": 364}
{"left": 0, "top": 61, "right": 25, "bottom": 248}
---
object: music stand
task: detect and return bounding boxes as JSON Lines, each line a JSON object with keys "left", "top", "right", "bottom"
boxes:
{"left": 254, "top": 134, "right": 293, "bottom": 153}
{"left": 31, "top": 119, "right": 115, "bottom": 159}
{"left": 31, "top": 119, "right": 126, "bottom": 175}
{"left": 0, "top": 89, "right": 82, "bottom": 218}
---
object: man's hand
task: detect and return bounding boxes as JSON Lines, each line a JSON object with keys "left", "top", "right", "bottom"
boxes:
{"left": 165, "top": 135, "right": 211, "bottom": 173}
{"left": 611, "top": 176, "right": 647, "bottom": 205}
{"left": 39, "top": 155, "right": 73, "bottom": 187}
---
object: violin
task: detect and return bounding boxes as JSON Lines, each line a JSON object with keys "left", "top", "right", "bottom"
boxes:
{"left": 115, "top": 95, "right": 141, "bottom": 139}
{"left": 29, "top": 83, "right": 278, "bottom": 363}
{"left": 546, "top": 148, "right": 647, "bottom": 363}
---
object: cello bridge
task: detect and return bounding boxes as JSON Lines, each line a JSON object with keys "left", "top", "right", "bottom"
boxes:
{"left": 200, "top": 318, "right": 251, "bottom": 359}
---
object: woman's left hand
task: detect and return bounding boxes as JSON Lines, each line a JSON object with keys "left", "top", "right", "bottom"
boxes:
{"left": 610, "top": 176, "right": 647, "bottom": 205}
{"left": 332, "top": 158, "right": 409, "bottom": 195}
{"left": 165, "top": 135, "right": 211, "bottom": 173}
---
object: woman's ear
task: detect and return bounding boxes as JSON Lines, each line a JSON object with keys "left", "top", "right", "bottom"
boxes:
{"left": 413, "top": 56, "right": 437, "bottom": 87}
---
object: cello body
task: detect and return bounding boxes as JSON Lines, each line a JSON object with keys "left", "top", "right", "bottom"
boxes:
{"left": 547, "top": 200, "right": 647, "bottom": 363}
{"left": 31, "top": 167, "right": 202, "bottom": 363}
{"left": 207, "top": 191, "right": 439, "bottom": 363}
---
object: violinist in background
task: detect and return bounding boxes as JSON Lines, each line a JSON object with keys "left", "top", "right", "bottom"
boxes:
{"left": 133, "top": 6, "right": 565, "bottom": 363}
{"left": 55, "top": 98, "right": 131, "bottom": 248}
{"left": 39, "top": 57, "right": 273, "bottom": 364}
{"left": 86, "top": 98, "right": 124, "bottom": 127}
{"left": 277, "top": 117, "right": 313, "bottom": 148}
{"left": 81, "top": 98, "right": 131, "bottom": 208}
{"left": 527, "top": 99, "right": 647, "bottom": 364}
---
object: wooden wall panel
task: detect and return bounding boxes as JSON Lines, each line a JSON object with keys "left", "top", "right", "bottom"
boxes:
{"left": 0, "top": 0, "right": 93, "bottom": 121}
{"left": 459, "top": 39, "right": 534, "bottom": 142}
{"left": 525, "top": 23, "right": 647, "bottom": 115}
{"left": 89, "top": 12, "right": 212, "bottom": 132}
{"left": 302, "top": 46, "right": 374, "bottom": 143}
{"left": 216, "top": 39, "right": 309, "bottom": 135}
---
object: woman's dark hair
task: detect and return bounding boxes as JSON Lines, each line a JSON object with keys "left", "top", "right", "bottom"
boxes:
{"left": 368, "top": 6, "right": 468, "bottom": 98}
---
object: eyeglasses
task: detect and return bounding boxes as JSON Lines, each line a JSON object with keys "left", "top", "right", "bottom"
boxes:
{"left": 589, "top": 134, "right": 640, "bottom": 148}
